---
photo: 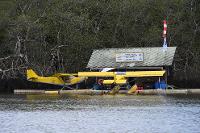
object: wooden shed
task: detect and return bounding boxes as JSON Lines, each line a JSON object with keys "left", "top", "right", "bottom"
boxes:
{"left": 87, "top": 47, "right": 177, "bottom": 89}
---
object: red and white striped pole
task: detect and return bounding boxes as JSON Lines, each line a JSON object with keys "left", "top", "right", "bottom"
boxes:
{"left": 162, "top": 20, "right": 168, "bottom": 50}
{"left": 163, "top": 20, "right": 167, "bottom": 38}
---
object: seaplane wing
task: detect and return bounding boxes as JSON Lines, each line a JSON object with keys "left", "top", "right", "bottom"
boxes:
{"left": 51, "top": 73, "right": 73, "bottom": 77}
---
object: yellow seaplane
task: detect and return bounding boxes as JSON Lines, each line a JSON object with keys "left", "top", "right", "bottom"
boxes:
{"left": 27, "top": 69, "right": 166, "bottom": 90}
{"left": 27, "top": 69, "right": 87, "bottom": 89}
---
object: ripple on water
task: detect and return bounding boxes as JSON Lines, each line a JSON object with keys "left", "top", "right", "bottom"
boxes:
{"left": 0, "top": 94, "right": 200, "bottom": 133}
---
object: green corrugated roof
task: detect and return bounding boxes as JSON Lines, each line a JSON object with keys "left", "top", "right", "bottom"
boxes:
{"left": 87, "top": 47, "right": 177, "bottom": 69}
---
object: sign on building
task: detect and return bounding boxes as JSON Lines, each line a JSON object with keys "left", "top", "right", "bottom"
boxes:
{"left": 116, "top": 53, "right": 144, "bottom": 62}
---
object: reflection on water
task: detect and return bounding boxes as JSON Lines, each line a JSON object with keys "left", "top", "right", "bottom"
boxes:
{"left": 0, "top": 94, "right": 200, "bottom": 133}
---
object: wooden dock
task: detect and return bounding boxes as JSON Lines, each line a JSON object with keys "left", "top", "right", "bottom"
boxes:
{"left": 14, "top": 89, "right": 200, "bottom": 95}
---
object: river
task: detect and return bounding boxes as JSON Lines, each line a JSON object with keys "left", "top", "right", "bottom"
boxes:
{"left": 0, "top": 94, "right": 200, "bottom": 133}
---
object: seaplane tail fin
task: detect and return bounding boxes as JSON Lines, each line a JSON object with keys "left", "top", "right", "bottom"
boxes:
{"left": 27, "top": 69, "right": 39, "bottom": 80}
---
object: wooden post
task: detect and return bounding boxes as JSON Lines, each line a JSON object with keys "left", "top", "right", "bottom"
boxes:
{"left": 165, "top": 68, "right": 168, "bottom": 89}
{"left": 158, "top": 77, "right": 161, "bottom": 89}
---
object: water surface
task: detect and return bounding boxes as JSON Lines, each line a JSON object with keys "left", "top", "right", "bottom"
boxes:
{"left": 0, "top": 94, "right": 200, "bottom": 133}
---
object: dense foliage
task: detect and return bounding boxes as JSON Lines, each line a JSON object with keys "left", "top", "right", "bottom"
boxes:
{"left": 0, "top": 0, "right": 200, "bottom": 86}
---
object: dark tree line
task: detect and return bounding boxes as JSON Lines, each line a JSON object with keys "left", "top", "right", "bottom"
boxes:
{"left": 0, "top": 0, "right": 200, "bottom": 87}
